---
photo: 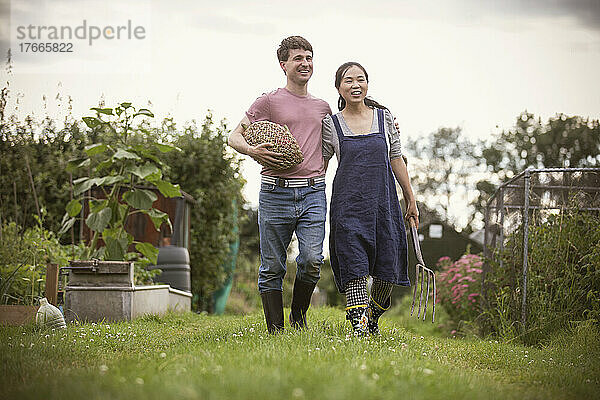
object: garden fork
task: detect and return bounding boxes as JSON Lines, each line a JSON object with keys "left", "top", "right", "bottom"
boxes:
{"left": 408, "top": 217, "right": 436, "bottom": 323}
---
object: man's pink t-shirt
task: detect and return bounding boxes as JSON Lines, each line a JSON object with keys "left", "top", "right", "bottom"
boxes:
{"left": 246, "top": 88, "right": 331, "bottom": 179}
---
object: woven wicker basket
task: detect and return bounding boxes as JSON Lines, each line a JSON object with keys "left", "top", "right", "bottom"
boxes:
{"left": 242, "top": 121, "right": 304, "bottom": 170}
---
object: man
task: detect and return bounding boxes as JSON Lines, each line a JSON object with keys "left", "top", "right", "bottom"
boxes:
{"left": 228, "top": 36, "right": 332, "bottom": 333}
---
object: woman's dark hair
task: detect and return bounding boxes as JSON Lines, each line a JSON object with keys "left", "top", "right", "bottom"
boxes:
{"left": 334, "top": 61, "right": 388, "bottom": 111}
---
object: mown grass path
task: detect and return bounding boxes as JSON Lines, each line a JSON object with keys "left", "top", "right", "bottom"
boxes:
{"left": 1, "top": 307, "right": 598, "bottom": 399}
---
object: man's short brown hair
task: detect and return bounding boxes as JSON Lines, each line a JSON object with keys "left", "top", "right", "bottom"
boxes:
{"left": 277, "top": 36, "right": 313, "bottom": 62}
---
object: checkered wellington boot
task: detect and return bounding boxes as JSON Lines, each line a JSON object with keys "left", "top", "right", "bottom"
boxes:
{"left": 367, "top": 296, "right": 391, "bottom": 335}
{"left": 346, "top": 306, "right": 369, "bottom": 336}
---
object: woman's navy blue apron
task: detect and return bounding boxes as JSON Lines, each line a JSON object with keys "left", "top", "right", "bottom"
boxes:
{"left": 329, "top": 108, "right": 410, "bottom": 293}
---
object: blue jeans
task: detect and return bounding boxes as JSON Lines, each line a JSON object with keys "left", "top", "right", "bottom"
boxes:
{"left": 258, "top": 181, "right": 327, "bottom": 293}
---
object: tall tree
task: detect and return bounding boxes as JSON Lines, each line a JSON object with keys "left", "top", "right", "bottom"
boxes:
{"left": 472, "top": 111, "right": 600, "bottom": 221}
{"left": 405, "top": 127, "right": 478, "bottom": 228}
{"left": 481, "top": 111, "right": 599, "bottom": 179}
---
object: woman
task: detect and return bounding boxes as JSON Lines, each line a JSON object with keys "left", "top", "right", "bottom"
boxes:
{"left": 322, "top": 61, "right": 419, "bottom": 335}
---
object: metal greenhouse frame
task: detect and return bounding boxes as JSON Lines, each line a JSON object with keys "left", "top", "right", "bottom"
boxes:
{"left": 483, "top": 167, "right": 600, "bottom": 326}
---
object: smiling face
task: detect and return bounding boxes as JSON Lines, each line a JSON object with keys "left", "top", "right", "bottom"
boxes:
{"left": 338, "top": 65, "right": 368, "bottom": 107}
{"left": 280, "top": 48, "right": 313, "bottom": 86}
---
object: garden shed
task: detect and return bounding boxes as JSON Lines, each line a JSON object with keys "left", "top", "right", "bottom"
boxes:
{"left": 84, "top": 186, "right": 195, "bottom": 251}
{"left": 408, "top": 220, "right": 483, "bottom": 270}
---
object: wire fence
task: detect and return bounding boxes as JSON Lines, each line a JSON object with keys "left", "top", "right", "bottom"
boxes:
{"left": 482, "top": 168, "right": 600, "bottom": 327}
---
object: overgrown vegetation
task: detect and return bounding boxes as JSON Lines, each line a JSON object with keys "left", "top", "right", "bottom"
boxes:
{"left": 481, "top": 209, "right": 600, "bottom": 344}
{"left": 0, "top": 220, "right": 79, "bottom": 305}
{"left": 0, "top": 115, "right": 88, "bottom": 234}
{"left": 0, "top": 102, "right": 245, "bottom": 310}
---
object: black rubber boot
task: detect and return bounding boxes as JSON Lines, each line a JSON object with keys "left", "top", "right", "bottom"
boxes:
{"left": 367, "top": 296, "right": 391, "bottom": 335}
{"left": 346, "top": 306, "right": 369, "bottom": 336}
{"left": 289, "top": 279, "right": 316, "bottom": 329}
{"left": 260, "top": 290, "right": 284, "bottom": 334}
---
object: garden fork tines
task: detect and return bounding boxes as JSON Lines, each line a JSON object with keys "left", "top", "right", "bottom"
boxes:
{"left": 408, "top": 217, "right": 436, "bottom": 323}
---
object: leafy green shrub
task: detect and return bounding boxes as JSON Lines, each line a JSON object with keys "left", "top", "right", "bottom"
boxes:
{"left": 162, "top": 114, "right": 245, "bottom": 311}
{"left": 61, "top": 103, "right": 180, "bottom": 265}
{"left": 481, "top": 209, "right": 600, "bottom": 344}
{"left": 0, "top": 116, "right": 90, "bottom": 235}
{"left": 0, "top": 221, "right": 78, "bottom": 305}
{"left": 436, "top": 254, "right": 483, "bottom": 333}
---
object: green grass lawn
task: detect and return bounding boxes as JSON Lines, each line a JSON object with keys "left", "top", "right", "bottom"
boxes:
{"left": 1, "top": 306, "right": 598, "bottom": 400}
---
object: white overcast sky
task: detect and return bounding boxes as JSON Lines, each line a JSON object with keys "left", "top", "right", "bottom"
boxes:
{"left": 2, "top": 0, "right": 600, "bottom": 222}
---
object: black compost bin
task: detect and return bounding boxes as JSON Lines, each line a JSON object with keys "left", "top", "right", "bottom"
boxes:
{"left": 152, "top": 246, "right": 191, "bottom": 292}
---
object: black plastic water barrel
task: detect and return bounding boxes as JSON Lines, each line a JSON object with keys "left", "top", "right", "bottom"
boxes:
{"left": 152, "top": 246, "right": 191, "bottom": 292}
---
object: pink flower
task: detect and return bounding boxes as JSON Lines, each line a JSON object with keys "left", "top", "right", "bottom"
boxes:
{"left": 436, "top": 253, "right": 483, "bottom": 317}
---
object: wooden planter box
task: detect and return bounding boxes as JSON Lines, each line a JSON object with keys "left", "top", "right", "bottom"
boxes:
{"left": 0, "top": 264, "right": 58, "bottom": 326}
{"left": 0, "top": 305, "right": 39, "bottom": 326}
